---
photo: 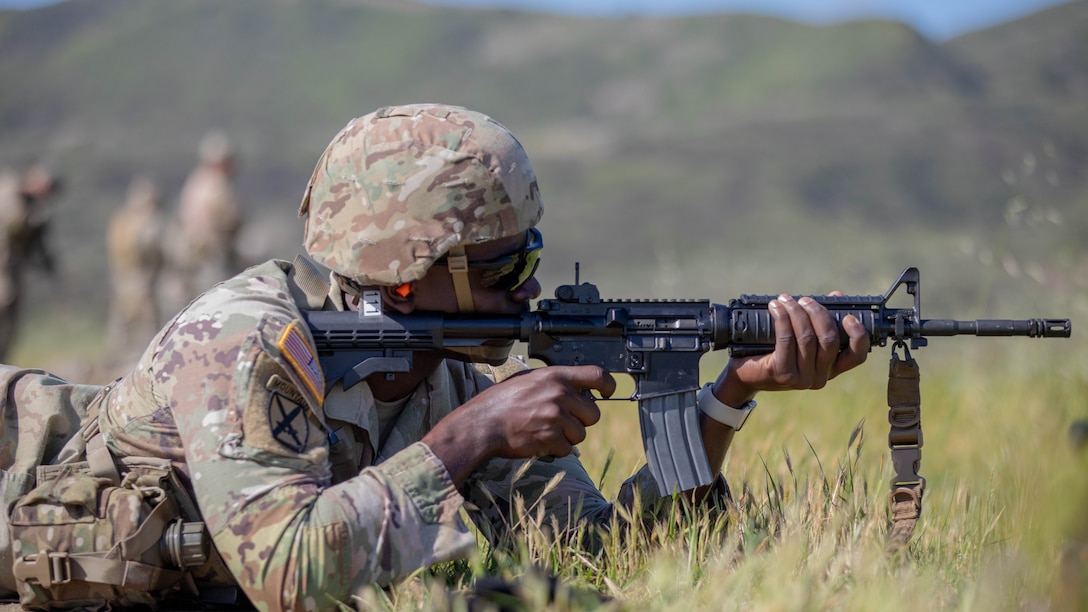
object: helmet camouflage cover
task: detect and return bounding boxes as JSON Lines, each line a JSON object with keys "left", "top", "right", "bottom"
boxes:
{"left": 299, "top": 103, "right": 543, "bottom": 286}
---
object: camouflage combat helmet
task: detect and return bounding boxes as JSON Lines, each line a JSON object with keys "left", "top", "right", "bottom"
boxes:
{"left": 299, "top": 103, "right": 543, "bottom": 287}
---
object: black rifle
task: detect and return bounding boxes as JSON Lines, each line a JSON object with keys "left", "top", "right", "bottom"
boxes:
{"left": 302, "top": 267, "right": 1070, "bottom": 495}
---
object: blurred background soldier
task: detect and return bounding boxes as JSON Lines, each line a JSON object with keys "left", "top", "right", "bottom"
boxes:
{"left": 0, "top": 169, "right": 23, "bottom": 362}
{"left": 0, "top": 165, "right": 60, "bottom": 362}
{"left": 17, "top": 165, "right": 60, "bottom": 277}
{"left": 105, "top": 177, "right": 164, "bottom": 371}
{"left": 159, "top": 131, "right": 243, "bottom": 319}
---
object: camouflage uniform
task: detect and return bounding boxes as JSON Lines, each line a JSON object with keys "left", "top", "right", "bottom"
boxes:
{"left": 0, "top": 365, "right": 98, "bottom": 598}
{"left": 85, "top": 258, "right": 682, "bottom": 610}
{"left": 105, "top": 177, "right": 164, "bottom": 368}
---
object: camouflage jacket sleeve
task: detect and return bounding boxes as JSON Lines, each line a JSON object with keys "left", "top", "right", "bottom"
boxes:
{"left": 154, "top": 263, "right": 474, "bottom": 611}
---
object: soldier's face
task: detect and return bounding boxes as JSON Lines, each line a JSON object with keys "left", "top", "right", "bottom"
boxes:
{"left": 411, "top": 232, "right": 542, "bottom": 315}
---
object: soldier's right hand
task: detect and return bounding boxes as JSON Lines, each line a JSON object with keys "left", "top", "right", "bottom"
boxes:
{"left": 421, "top": 366, "right": 615, "bottom": 485}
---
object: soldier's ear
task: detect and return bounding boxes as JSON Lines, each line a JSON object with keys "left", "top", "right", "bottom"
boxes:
{"left": 380, "top": 283, "right": 415, "bottom": 314}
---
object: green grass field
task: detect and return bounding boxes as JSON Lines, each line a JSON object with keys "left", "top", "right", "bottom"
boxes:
{"left": 349, "top": 341, "right": 1087, "bottom": 611}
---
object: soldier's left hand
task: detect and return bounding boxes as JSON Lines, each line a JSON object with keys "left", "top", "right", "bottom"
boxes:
{"left": 728, "top": 292, "right": 869, "bottom": 396}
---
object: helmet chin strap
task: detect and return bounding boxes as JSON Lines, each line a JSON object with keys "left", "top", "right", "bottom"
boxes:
{"left": 441, "top": 245, "right": 516, "bottom": 364}
{"left": 446, "top": 245, "right": 476, "bottom": 313}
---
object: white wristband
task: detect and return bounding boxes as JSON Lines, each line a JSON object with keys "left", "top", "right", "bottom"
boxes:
{"left": 697, "top": 383, "right": 757, "bottom": 431}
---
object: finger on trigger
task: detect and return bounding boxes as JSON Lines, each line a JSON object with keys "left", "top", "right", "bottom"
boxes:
{"left": 569, "top": 365, "right": 617, "bottom": 399}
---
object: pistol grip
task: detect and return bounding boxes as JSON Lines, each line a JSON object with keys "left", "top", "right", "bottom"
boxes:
{"left": 536, "top": 389, "right": 598, "bottom": 464}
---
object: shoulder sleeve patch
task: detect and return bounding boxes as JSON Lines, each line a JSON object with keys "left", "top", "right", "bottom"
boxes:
{"left": 267, "top": 373, "right": 305, "bottom": 405}
{"left": 277, "top": 319, "right": 325, "bottom": 400}
{"left": 239, "top": 352, "right": 328, "bottom": 463}
{"left": 267, "top": 384, "right": 310, "bottom": 454}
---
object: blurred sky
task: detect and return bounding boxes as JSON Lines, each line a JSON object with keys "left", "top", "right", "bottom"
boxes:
{"left": 0, "top": 0, "right": 1074, "bottom": 40}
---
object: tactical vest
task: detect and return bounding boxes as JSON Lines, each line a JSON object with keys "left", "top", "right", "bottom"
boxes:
{"left": 0, "top": 366, "right": 211, "bottom": 609}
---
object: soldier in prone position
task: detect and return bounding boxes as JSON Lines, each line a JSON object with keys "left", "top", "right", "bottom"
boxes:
{"left": 0, "top": 104, "right": 869, "bottom": 610}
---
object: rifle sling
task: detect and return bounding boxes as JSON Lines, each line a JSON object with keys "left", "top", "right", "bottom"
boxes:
{"left": 885, "top": 347, "right": 924, "bottom": 554}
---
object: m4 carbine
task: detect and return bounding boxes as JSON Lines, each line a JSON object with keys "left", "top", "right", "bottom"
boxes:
{"left": 302, "top": 267, "right": 1071, "bottom": 496}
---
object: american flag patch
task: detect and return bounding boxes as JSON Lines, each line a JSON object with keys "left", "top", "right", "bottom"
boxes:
{"left": 278, "top": 321, "right": 324, "bottom": 400}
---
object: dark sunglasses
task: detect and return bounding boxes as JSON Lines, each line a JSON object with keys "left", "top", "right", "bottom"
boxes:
{"left": 436, "top": 227, "right": 542, "bottom": 291}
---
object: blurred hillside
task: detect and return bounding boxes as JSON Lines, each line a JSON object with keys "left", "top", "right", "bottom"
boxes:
{"left": 1, "top": 0, "right": 1085, "bottom": 374}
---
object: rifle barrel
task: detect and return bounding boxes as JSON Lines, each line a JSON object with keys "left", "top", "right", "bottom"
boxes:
{"left": 720, "top": 306, "right": 1071, "bottom": 353}
{"left": 918, "top": 318, "right": 1071, "bottom": 338}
